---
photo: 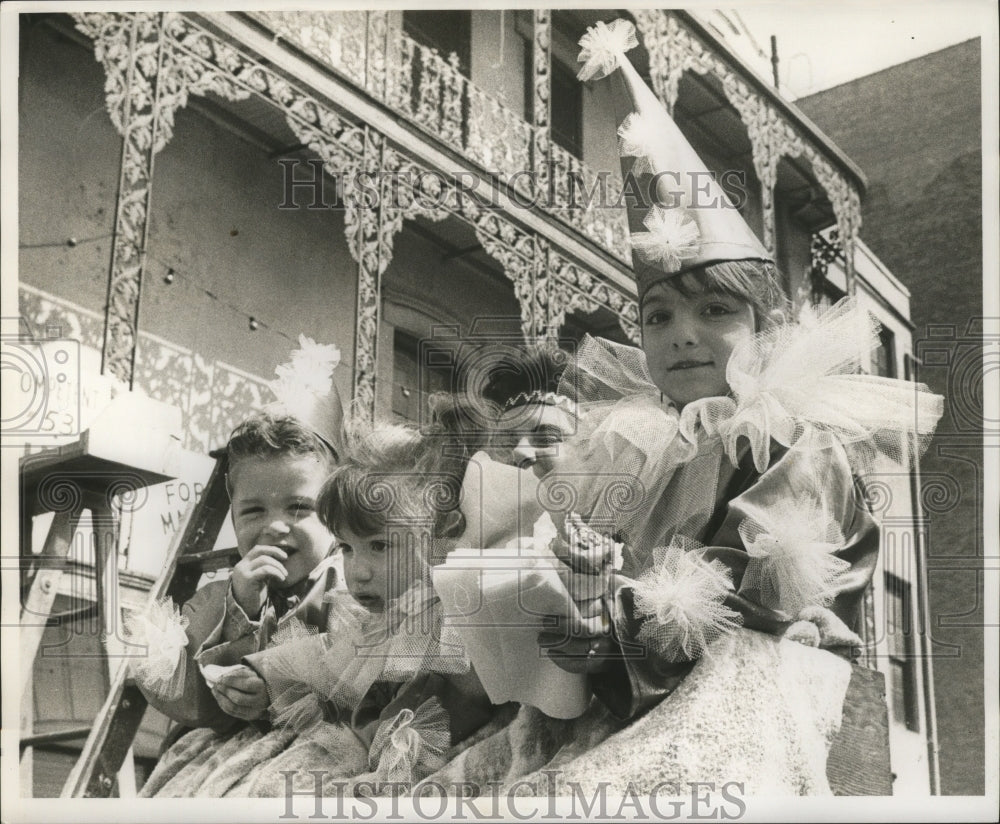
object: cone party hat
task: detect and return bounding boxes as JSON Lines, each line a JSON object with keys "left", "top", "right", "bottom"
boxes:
{"left": 577, "top": 19, "right": 772, "bottom": 302}
{"left": 266, "top": 334, "right": 346, "bottom": 460}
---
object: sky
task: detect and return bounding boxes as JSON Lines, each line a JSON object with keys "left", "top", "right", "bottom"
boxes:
{"left": 690, "top": 1, "right": 996, "bottom": 100}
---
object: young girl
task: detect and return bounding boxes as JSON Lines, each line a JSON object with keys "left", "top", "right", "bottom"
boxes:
{"left": 411, "top": 21, "right": 943, "bottom": 797}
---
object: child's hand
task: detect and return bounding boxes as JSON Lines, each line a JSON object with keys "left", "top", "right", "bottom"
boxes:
{"left": 552, "top": 514, "right": 619, "bottom": 621}
{"left": 539, "top": 611, "right": 616, "bottom": 675}
{"left": 209, "top": 664, "right": 269, "bottom": 720}
{"left": 230, "top": 545, "right": 289, "bottom": 617}
{"left": 561, "top": 513, "right": 623, "bottom": 574}
{"left": 541, "top": 513, "right": 620, "bottom": 674}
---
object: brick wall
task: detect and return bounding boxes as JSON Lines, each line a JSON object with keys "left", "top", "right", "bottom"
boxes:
{"left": 799, "top": 39, "right": 984, "bottom": 796}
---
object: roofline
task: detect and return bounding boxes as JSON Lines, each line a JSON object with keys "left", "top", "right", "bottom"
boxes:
{"left": 674, "top": 9, "right": 869, "bottom": 196}
{"left": 800, "top": 37, "right": 980, "bottom": 100}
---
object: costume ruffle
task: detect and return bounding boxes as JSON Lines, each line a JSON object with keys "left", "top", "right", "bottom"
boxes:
{"left": 557, "top": 298, "right": 942, "bottom": 546}
{"left": 678, "top": 297, "right": 943, "bottom": 475}
{"left": 124, "top": 597, "right": 190, "bottom": 701}
{"left": 552, "top": 334, "right": 689, "bottom": 556}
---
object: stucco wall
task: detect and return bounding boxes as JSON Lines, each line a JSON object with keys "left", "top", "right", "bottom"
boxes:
{"left": 20, "top": 20, "right": 359, "bottom": 404}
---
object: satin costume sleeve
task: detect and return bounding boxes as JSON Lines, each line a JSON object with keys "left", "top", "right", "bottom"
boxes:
{"left": 591, "top": 429, "right": 879, "bottom": 720}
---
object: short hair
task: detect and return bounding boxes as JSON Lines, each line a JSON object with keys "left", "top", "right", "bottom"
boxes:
{"left": 317, "top": 422, "right": 463, "bottom": 540}
{"left": 226, "top": 412, "right": 337, "bottom": 480}
{"left": 644, "top": 260, "right": 790, "bottom": 332}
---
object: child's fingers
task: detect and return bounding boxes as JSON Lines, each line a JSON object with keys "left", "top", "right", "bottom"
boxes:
{"left": 212, "top": 687, "right": 240, "bottom": 716}
{"left": 211, "top": 682, "right": 257, "bottom": 713}
{"left": 244, "top": 557, "right": 288, "bottom": 584}
{"left": 564, "top": 543, "right": 609, "bottom": 576}
{"left": 576, "top": 596, "right": 606, "bottom": 622}
{"left": 549, "top": 533, "right": 601, "bottom": 570}
{"left": 574, "top": 613, "right": 608, "bottom": 637}
{"left": 213, "top": 686, "right": 265, "bottom": 720}
{"left": 541, "top": 611, "right": 609, "bottom": 641}
{"left": 244, "top": 545, "right": 289, "bottom": 562}
{"left": 563, "top": 571, "right": 607, "bottom": 603}
{"left": 215, "top": 667, "right": 265, "bottom": 694}
{"left": 213, "top": 680, "right": 263, "bottom": 707}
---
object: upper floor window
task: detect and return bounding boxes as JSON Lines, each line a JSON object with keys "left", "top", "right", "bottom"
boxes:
{"left": 550, "top": 59, "right": 583, "bottom": 159}
{"left": 872, "top": 325, "right": 896, "bottom": 378}
{"left": 403, "top": 11, "right": 471, "bottom": 76}
{"left": 522, "top": 16, "right": 584, "bottom": 160}
{"left": 885, "top": 573, "right": 921, "bottom": 732}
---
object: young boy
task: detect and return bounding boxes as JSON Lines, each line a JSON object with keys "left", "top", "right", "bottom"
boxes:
{"left": 139, "top": 412, "right": 341, "bottom": 730}
{"left": 136, "top": 337, "right": 347, "bottom": 796}
{"left": 542, "top": 21, "right": 939, "bottom": 728}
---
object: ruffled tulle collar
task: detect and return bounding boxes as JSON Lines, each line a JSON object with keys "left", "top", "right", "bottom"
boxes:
{"left": 565, "top": 297, "right": 943, "bottom": 477}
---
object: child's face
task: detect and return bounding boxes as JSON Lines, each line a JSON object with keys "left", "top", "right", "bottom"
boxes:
{"left": 641, "top": 280, "right": 756, "bottom": 407}
{"left": 336, "top": 525, "right": 420, "bottom": 612}
{"left": 230, "top": 454, "right": 334, "bottom": 590}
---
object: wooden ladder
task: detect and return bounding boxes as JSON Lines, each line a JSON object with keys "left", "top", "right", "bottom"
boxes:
{"left": 17, "top": 435, "right": 236, "bottom": 798}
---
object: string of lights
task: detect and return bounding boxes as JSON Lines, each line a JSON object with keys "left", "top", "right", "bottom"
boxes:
{"left": 18, "top": 232, "right": 114, "bottom": 250}
{"left": 145, "top": 252, "right": 296, "bottom": 342}
{"left": 19, "top": 234, "right": 297, "bottom": 343}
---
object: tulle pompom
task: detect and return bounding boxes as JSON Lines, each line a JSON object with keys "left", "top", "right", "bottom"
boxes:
{"left": 631, "top": 537, "right": 741, "bottom": 661}
{"left": 257, "top": 618, "right": 332, "bottom": 732}
{"left": 617, "top": 112, "right": 659, "bottom": 175}
{"left": 269, "top": 333, "right": 341, "bottom": 421}
{"left": 369, "top": 698, "right": 451, "bottom": 788}
{"left": 124, "top": 598, "right": 190, "bottom": 701}
{"left": 576, "top": 19, "right": 639, "bottom": 81}
{"left": 630, "top": 206, "right": 702, "bottom": 272}
{"left": 737, "top": 498, "right": 851, "bottom": 617}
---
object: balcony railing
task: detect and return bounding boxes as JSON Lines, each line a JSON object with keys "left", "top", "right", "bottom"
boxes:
{"left": 247, "top": 10, "right": 631, "bottom": 264}
{"left": 386, "top": 34, "right": 534, "bottom": 187}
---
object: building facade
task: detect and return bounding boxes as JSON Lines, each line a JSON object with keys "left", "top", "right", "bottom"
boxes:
{"left": 15, "top": 9, "right": 935, "bottom": 796}
{"left": 799, "top": 39, "right": 986, "bottom": 796}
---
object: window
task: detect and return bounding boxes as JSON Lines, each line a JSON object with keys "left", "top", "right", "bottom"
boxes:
{"left": 391, "top": 329, "right": 452, "bottom": 423}
{"left": 550, "top": 60, "right": 583, "bottom": 159}
{"left": 523, "top": 50, "right": 583, "bottom": 159}
{"left": 873, "top": 326, "right": 896, "bottom": 378}
{"left": 403, "top": 11, "right": 471, "bottom": 76}
{"left": 812, "top": 274, "right": 845, "bottom": 314}
{"left": 885, "top": 573, "right": 920, "bottom": 732}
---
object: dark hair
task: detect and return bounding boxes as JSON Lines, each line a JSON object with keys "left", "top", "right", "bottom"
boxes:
{"left": 480, "top": 343, "right": 572, "bottom": 409}
{"left": 643, "top": 260, "right": 790, "bottom": 331}
{"left": 424, "top": 391, "right": 494, "bottom": 471}
{"left": 226, "top": 412, "right": 337, "bottom": 478}
{"left": 317, "top": 423, "right": 464, "bottom": 540}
